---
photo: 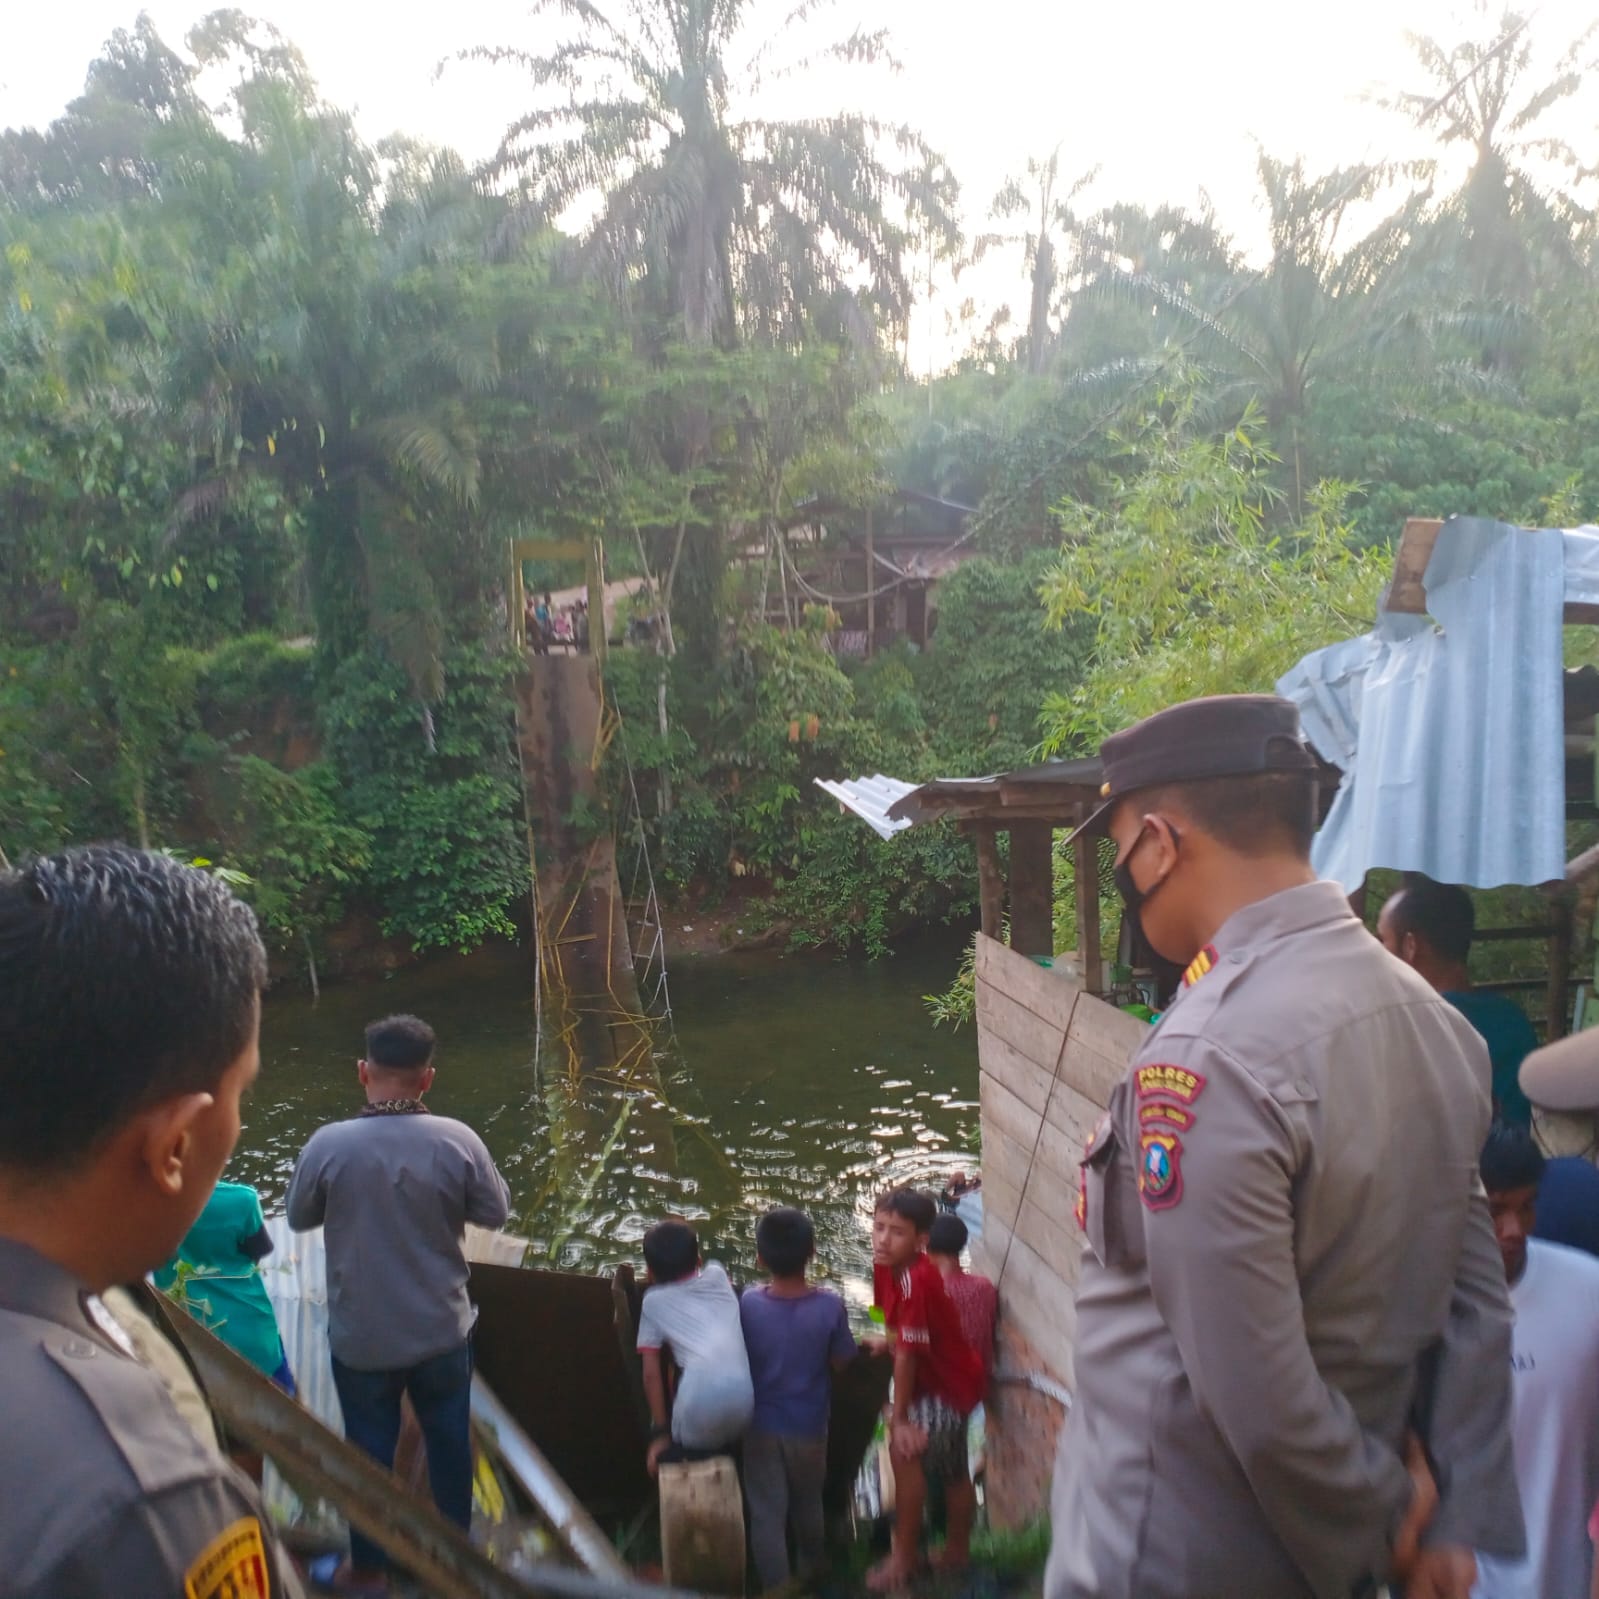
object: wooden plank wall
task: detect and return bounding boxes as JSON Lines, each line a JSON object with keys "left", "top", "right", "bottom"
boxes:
{"left": 972, "top": 934, "right": 1146, "bottom": 1524}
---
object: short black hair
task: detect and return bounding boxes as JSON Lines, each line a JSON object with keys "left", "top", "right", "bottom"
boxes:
{"left": 365, "top": 1014, "right": 436, "bottom": 1071}
{"left": 1480, "top": 1123, "right": 1546, "bottom": 1194}
{"left": 928, "top": 1213, "right": 968, "bottom": 1256}
{"left": 874, "top": 1187, "right": 936, "bottom": 1234}
{"left": 756, "top": 1207, "right": 815, "bottom": 1277}
{"left": 1386, "top": 878, "right": 1475, "bottom": 964}
{"left": 0, "top": 845, "right": 267, "bottom": 1174}
{"left": 1141, "top": 771, "right": 1318, "bottom": 859}
{"left": 643, "top": 1219, "right": 700, "bottom": 1283}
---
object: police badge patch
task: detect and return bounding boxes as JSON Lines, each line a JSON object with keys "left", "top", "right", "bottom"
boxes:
{"left": 1139, "top": 1130, "right": 1183, "bottom": 1211}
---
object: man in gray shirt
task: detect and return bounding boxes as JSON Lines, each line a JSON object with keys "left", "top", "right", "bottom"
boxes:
{"left": 287, "top": 1013, "right": 509, "bottom": 1583}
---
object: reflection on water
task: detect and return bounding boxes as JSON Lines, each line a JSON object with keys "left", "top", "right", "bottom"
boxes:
{"left": 236, "top": 932, "right": 979, "bottom": 1307}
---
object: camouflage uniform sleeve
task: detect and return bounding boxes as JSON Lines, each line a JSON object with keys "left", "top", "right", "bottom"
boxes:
{"left": 25, "top": 1474, "right": 304, "bottom": 1599}
{"left": 1132, "top": 1036, "right": 1415, "bottom": 1595}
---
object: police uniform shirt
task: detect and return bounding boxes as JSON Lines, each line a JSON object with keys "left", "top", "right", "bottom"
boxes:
{"left": 1046, "top": 880, "right": 1524, "bottom": 1599}
{"left": 0, "top": 1236, "right": 303, "bottom": 1599}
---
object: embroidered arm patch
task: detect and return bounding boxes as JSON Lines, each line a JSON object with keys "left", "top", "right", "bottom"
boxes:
{"left": 185, "top": 1517, "right": 270, "bottom": 1599}
{"left": 1139, "top": 1130, "right": 1184, "bottom": 1211}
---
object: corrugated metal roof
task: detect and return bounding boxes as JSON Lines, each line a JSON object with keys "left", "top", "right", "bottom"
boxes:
{"left": 1279, "top": 517, "right": 1599, "bottom": 892}
{"left": 813, "top": 774, "right": 921, "bottom": 837}
{"left": 816, "top": 759, "right": 1105, "bottom": 836}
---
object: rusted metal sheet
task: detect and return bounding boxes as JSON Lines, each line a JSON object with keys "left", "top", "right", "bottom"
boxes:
{"left": 469, "top": 1262, "right": 653, "bottom": 1515}
{"left": 471, "top": 1377, "right": 632, "bottom": 1583}
{"left": 824, "top": 1353, "right": 892, "bottom": 1513}
{"left": 157, "top": 1293, "right": 671, "bottom": 1599}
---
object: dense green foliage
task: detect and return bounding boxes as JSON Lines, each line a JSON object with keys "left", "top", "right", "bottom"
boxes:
{"left": 7, "top": 4, "right": 1599, "bottom": 976}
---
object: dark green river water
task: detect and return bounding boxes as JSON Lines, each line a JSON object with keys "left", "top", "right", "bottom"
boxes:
{"left": 234, "top": 932, "right": 979, "bottom": 1312}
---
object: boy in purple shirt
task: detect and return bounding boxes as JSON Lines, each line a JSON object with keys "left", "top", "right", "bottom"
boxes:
{"left": 740, "top": 1207, "right": 858, "bottom": 1588}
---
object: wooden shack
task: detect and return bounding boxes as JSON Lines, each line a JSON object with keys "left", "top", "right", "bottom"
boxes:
{"left": 883, "top": 765, "right": 1146, "bottom": 1526}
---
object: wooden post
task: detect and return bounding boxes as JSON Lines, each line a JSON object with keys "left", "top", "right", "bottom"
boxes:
{"left": 509, "top": 542, "right": 525, "bottom": 650}
{"left": 659, "top": 1457, "right": 746, "bottom": 1596}
{"left": 588, "top": 535, "right": 607, "bottom": 673}
{"left": 1074, "top": 831, "right": 1102, "bottom": 993}
{"left": 1548, "top": 894, "right": 1573, "bottom": 1041}
{"left": 975, "top": 823, "right": 1003, "bottom": 940}
{"left": 864, "top": 504, "right": 875, "bottom": 658}
{"left": 1008, "top": 821, "right": 1054, "bottom": 958}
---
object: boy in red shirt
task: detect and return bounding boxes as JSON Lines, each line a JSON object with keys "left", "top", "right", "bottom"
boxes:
{"left": 869, "top": 1188, "right": 983, "bottom": 1590}
{"left": 928, "top": 1212, "right": 997, "bottom": 1392}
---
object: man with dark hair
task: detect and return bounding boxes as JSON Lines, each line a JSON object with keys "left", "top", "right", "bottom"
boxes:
{"left": 1048, "top": 695, "right": 1521, "bottom": 1599}
{"left": 636, "top": 1219, "right": 752, "bottom": 1476}
{"left": 286, "top": 1013, "right": 508, "bottom": 1586}
{"left": 0, "top": 844, "right": 303, "bottom": 1597}
{"left": 1473, "top": 1124, "right": 1599, "bottom": 1598}
{"left": 1379, "top": 878, "right": 1539, "bottom": 1127}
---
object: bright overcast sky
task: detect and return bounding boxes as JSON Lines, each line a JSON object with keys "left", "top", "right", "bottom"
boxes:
{"left": 6, "top": 0, "right": 1598, "bottom": 362}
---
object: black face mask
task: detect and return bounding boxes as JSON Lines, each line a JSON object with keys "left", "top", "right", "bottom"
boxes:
{"left": 1115, "top": 822, "right": 1184, "bottom": 965}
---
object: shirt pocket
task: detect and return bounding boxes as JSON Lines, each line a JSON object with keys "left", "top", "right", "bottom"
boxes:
{"left": 1079, "top": 1112, "right": 1146, "bottom": 1270}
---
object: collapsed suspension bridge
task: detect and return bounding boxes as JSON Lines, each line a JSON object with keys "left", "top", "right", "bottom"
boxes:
{"left": 507, "top": 537, "right": 672, "bottom": 1080}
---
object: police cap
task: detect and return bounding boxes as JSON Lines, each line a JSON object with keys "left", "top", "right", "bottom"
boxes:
{"left": 1067, "top": 693, "right": 1319, "bottom": 844}
{"left": 1521, "top": 1028, "right": 1599, "bottom": 1112}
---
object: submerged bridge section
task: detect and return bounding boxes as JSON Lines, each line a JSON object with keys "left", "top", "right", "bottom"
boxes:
{"left": 513, "top": 651, "right": 650, "bottom": 1075}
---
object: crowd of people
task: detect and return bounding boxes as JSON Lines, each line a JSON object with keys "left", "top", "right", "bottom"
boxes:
{"left": 525, "top": 590, "right": 591, "bottom": 654}
{"left": 13, "top": 681, "right": 1599, "bottom": 1599}
{"left": 632, "top": 1193, "right": 995, "bottom": 1592}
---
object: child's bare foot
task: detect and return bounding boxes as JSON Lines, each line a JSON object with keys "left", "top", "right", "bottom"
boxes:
{"left": 865, "top": 1554, "right": 922, "bottom": 1591}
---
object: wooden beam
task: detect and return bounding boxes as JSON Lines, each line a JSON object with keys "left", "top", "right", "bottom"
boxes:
{"left": 512, "top": 537, "right": 592, "bottom": 565}
{"left": 975, "top": 823, "right": 1003, "bottom": 940}
{"left": 1383, "top": 517, "right": 1599, "bottom": 624}
{"left": 1381, "top": 517, "right": 1445, "bottom": 615}
{"left": 509, "top": 541, "right": 525, "bottom": 650}
{"left": 1008, "top": 821, "right": 1054, "bottom": 957}
{"left": 1073, "top": 832, "right": 1102, "bottom": 994}
{"left": 587, "top": 535, "right": 607, "bottom": 672}
{"left": 1548, "top": 897, "right": 1573, "bottom": 1041}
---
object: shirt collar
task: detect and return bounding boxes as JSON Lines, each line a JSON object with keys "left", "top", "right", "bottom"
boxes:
{"left": 0, "top": 1237, "right": 99, "bottom": 1331}
{"left": 1208, "top": 879, "right": 1357, "bottom": 966}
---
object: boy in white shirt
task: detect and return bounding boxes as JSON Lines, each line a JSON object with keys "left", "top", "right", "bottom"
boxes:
{"left": 636, "top": 1220, "right": 753, "bottom": 1475}
{"left": 1474, "top": 1125, "right": 1599, "bottom": 1599}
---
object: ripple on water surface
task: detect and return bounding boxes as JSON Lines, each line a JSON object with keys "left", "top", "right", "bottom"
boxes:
{"left": 235, "top": 933, "right": 979, "bottom": 1304}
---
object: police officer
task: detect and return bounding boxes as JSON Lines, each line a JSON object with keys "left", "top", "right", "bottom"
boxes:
{"left": 1045, "top": 696, "right": 1523, "bottom": 1599}
{"left": 0, "top": 845, "right": 302, "bottom": 1598}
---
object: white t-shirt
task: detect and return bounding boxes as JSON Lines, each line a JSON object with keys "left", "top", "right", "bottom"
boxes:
{"left": 1474, "top": 1239, "right": 1599, "bottom": 1599}
{"left": 636, "top": 1261, "right": 754, "bottom": 1449}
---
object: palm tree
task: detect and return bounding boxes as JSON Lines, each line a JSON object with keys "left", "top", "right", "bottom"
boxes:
{"left": 141, "top": 49, "right": 602, "bottom": 725}
{"left": 980, "top": 149, "right": 1099, "bottom": 375}
{"left": 462, "top": 0, "right": 954, "bottom": 351}
{"left": 1080, "top": 154, "right": 1435, "bottom": 510}
{"left": 1377, "top": 4, "right": 1595, "bottom": 309}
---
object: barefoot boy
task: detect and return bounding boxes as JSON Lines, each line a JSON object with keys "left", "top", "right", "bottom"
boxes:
{"left": 869, "top": 1188, "right": 983, "bottom": 1590}
{"left": 740, "top": 1207, "right": 858, "bottom": 1588}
